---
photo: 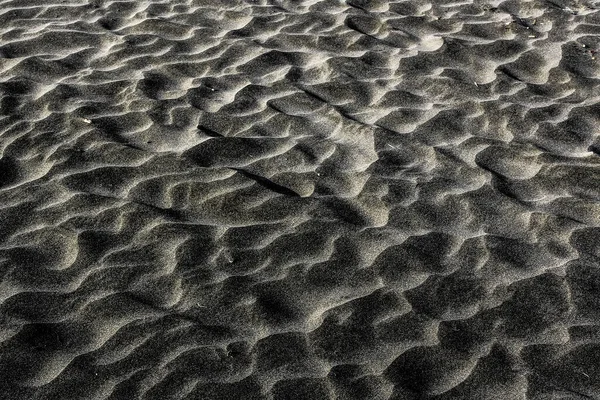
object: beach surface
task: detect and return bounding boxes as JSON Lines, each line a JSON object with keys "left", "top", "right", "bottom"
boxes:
{"left": 1, "top": 0, "right": 600, "bottom": 399}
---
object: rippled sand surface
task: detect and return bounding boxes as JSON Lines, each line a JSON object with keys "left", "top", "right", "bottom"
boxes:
{"left": 2, "top": 0, "right": 600, "bottom": 398}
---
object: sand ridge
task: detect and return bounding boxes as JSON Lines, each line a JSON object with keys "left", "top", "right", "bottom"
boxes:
{"left": 1, "top": 0, "right": 600, "bottom": 399}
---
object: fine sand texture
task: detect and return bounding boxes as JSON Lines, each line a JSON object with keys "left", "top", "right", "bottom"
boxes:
{"left": 2, "top": 0, "right": 600, "bottom": 399}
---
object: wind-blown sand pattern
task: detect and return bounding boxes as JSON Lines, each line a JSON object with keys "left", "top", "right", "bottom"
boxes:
{"left": 1, "top": 0, "right": 600, "bottom": 398}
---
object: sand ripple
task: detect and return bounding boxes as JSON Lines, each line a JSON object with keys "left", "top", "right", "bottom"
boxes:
{"left": 1, "top": 0, "right": 600, "bottom": 398}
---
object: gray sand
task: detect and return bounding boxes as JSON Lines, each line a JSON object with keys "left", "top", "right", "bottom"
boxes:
{"left": 1, "top": 0, "right": 600, "bottom": 399}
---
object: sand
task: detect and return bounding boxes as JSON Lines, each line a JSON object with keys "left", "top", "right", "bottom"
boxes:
{"left": 1, "top": 0, "right": 600, "bottom": 398}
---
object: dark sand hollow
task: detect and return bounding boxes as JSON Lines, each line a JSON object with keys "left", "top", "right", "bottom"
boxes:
{"left": 1, "top": 0, "right": 600, "bottom": 399}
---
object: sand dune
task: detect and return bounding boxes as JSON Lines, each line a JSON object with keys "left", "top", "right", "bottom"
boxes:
{"left": 1, "top": 0, "right": 600, "bottom": 398}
